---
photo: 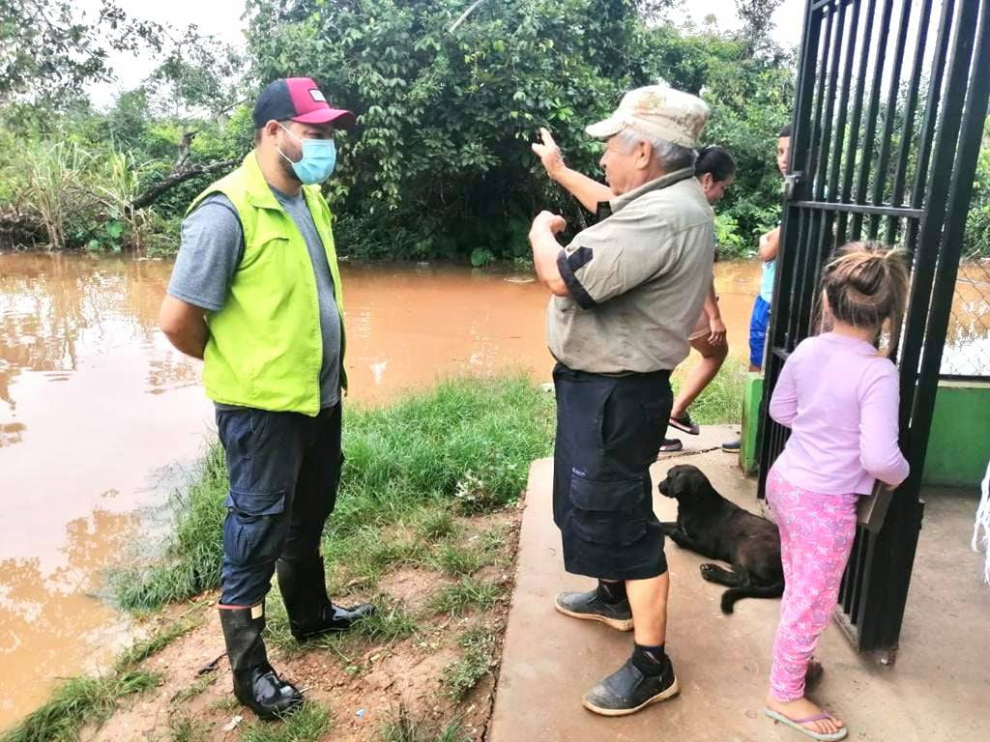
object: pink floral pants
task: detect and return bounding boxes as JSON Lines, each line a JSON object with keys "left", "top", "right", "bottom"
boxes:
{"left": 766, "top": 468, "right": 858, "bottom": 702}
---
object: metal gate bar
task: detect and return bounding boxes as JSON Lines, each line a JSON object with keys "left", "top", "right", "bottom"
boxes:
{"left": 757, "top": 0, "right": 990, "bottom": 658}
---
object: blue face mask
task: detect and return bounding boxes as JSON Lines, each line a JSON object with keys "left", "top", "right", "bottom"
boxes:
{"left": 278, "top": 124, "right": 337, "bottom": 185}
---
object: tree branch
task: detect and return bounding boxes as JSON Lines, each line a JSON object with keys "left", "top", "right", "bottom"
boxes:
{"left": 130, "top": 159, "right": 237, "bottom": 210}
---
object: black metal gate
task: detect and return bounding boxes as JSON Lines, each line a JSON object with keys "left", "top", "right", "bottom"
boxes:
{"left": 756, "top": 0, "right": 990, "bottom": 660}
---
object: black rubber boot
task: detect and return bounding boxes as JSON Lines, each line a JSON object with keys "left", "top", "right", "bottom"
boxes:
{"left": 218, "top": 604, "right": 303, "bottom": 720}
{"left": 276, "top": 556, "right": 376, "bottom": 641}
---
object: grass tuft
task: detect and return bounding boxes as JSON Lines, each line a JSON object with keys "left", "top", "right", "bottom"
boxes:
{"left": 672, "top": 359, "right": 748, "bottom": 425}
{"left": 380, "top": 707, "right": 469, "bottom": 742}
{"left": 431, "top": 577, "right": 505, "bottom": 617}
{"left": 0, "top": 670, "right": 160, "bottom": 742}
{"left": 110, "top": 445, "right": 228, "bottom": 612}
{"left": 114, "top": 617, "right": 199, "bottom": 671}
{"left": 349, "top": 598, "right": 420, "bottom": 642}
{"left": 327, "top": 526, "right": 426, "bottom": 590}
{"left": 415, "top": 507, "right": 457, "bottom": 542}
{"left": 170, "top": 671, "right": 218, "bottom": 705}
{"left": 240, "top": 702, "right": 331, "bottom": 742}
{"left": 441, "top": 625, "right": 499, "bottom": 700}
{"left": 429, "top": 543, "right": 488, "bottom": 577}
{"left": 168, "top": 713, "right": 211, "bottom": 742}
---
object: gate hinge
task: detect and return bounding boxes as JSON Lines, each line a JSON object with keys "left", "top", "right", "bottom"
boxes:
{"left": 783, "top": 171, "right": 804, "bottom": 201}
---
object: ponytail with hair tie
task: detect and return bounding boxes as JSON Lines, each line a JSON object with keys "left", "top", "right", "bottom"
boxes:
{"left": 820, "top": 242, "right": 909, "bottom": 356}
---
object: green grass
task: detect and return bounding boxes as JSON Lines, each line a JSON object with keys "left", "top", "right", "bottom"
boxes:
{"left": 415, "top": 508, "right": 457, "bottom": 542}
{"left": 111, "top": 376, "right": 553, "bottom": 612}
{"left": 429, "top": 543, "right": 488, "bottom": 577}
{"left": 114, "top": 617, "right": 199, "bottom": 670}
{"left": 431, "top": 577, "right": 505, "bottom": 617}
{"left": 170, "top": 671, "right": 218, "bottom": 705}
{"left": 326, "top": 525, "right": 427, "bottom": 590}
{"left": 110, "top": 445, "right": 228, "bottom": 612}
{"left": 240, "top": 702, "right": 331, "bottom": 742}
{"left": 673, "top": 359, "right": 748, "bottom": 425}
{"left": 168, "top": 713, "right": 211, "bottom": 742}
{"left": 0, "top": 670, "right": 160, "bottom": 742}
{"left": 441, "top": 626, "right": 498, "bottom": 700}
{"left": 379, "top": 708, "right": 469, "bottom": 742}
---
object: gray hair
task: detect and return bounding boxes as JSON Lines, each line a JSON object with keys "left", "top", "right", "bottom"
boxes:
{"left": 615, "top": 128, "right": 697, "bottom": 172}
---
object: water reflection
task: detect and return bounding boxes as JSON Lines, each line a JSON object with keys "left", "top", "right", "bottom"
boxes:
{"left": 0, "top": 253, "right": 213, "bottom": 731}
{"left": 0, "top": 510, "right": 139, "bottom": 726}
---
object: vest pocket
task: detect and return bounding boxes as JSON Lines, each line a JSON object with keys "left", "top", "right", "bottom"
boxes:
{"left": 569, "top": 476, "right": 646, "bottom": 545}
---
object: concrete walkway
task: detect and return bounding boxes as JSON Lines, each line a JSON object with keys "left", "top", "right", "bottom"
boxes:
{"left": 489, "top": 426, "right": 990, "bottom": 742}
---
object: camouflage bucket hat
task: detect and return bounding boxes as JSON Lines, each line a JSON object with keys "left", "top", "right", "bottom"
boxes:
{"left": 586, "top": 85, "right": 709, "bottom": 149}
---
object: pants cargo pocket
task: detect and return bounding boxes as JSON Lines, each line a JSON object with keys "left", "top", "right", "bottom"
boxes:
{"left": 569, "top": 475, "right": 646, "bottom": 545}
{"left": 223, "top": 487, "right": 288, "bottom": 567}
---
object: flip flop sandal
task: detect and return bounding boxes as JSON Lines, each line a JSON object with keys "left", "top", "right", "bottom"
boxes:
{"left": 764, "top": 708, "right": 848, "bottom": 741}
{"left": 668, "top": 413, "right": 700, "bottom": 436}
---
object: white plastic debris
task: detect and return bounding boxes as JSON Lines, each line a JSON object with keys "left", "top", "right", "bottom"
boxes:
{"left": 972, "top": 459, "right": 990, "bottom": 584}
{"left": 223, "top": 715, "right": 243, "bottom": 732}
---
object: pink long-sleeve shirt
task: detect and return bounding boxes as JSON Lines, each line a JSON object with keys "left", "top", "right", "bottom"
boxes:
{"left": 769, "top": 332, "right": 910, "bottom": 496}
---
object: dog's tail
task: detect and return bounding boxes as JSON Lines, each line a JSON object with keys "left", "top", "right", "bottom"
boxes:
{"left": 721, "top": 582, "right": 785, "bottom": 614}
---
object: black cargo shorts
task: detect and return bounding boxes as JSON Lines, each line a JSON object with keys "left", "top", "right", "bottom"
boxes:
{"left": 552, "top": 363, "right": 672, "bottom": 581}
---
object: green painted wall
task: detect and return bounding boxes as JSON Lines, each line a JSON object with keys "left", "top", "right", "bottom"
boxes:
{"left": 739, "top": 376, "right": 990, "bottom": 488}
{"left": 921, "top": 380, "right": 990, "bottom": 488}
{"left": 739, "top": 372, "right": 763, "bottom": 476}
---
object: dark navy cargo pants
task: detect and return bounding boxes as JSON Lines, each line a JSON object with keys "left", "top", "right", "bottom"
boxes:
{"left": 215, "top": 403, "right": 342, "bottom": 606}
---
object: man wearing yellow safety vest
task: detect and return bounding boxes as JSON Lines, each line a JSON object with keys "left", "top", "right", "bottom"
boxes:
{"left": 159, "top": 77, "right": 373, "bottom": 720}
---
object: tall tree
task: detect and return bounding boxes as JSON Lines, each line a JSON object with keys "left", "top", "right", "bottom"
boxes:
{"left": 735, "top": 0, "right": 786, "bottom": 50}
{"left": 0, "top": 0, "right": 162, "bottom": 105}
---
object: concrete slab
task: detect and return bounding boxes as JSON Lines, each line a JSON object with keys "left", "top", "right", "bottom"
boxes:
{"left": 490, "top": 451, "right": 990, "bottom": 742}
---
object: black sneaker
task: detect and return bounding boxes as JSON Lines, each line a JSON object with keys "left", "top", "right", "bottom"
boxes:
{"left": 721, "top": 438, "right": 741, "bottom": 452}
{"left": 660, "top": 438, "right": 683, "bottom": 453}
{"left": 668, "top": 412, "right": 700, "bottom": 436}
{"left": 553, "top": 590, "right": 634, "bottom": 632}
{"left": 582, "top": 656, "right": 679, "bottom": 717}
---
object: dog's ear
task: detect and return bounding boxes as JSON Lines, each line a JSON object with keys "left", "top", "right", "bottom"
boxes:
{"left": 667, "top": 466, "right": 690, "bottom": 499}
{"left": 658, "top": 470, "right": 676, "bottom": 497}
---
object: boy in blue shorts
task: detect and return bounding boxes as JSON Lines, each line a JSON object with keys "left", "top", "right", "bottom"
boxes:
{"left": 724, "top": 124, "right": 790, "bottom": 451}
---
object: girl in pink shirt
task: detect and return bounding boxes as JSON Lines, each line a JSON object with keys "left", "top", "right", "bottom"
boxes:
{"left": 764, "top": 243, "right": 910, "bottom": 741}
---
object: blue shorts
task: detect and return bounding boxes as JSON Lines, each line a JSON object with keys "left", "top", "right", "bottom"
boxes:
{"left": 749, "top": 295, "right": 771, "bottom": 368}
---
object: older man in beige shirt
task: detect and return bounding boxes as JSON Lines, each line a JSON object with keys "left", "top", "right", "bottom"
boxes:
{"left": 529, "top": 86, "right": 714, "bottom": 717}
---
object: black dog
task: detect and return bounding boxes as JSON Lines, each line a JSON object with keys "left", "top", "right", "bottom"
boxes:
{"left": 658, "top": 464, "right": 784, "bottom": 614}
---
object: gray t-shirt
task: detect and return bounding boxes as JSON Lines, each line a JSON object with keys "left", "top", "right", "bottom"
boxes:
{"left": 167, "top": 187, "right": 341, "bottom": 408}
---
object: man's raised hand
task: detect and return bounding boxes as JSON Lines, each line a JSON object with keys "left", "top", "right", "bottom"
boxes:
{"left": 532, "top": 127, "right": 565, "bottom": 179}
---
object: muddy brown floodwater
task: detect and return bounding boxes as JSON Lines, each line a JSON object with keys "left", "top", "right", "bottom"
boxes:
{"left": 1, "top": 251, "right": 986, "bottom": 730}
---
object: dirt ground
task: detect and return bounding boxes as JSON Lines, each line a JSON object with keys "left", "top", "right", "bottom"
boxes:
{"left": 82, "top": 508, "right": 521, "bottom": 742}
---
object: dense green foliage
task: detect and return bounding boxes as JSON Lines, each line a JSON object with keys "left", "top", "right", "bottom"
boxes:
{"left": 965, "top": 116, "right": 990, "bottom": 259}
{"left": 1, "top": 0, "right": 987, "bottom": 259}
{"left": 0, "top": 0, "right": 798, "bottom": 260}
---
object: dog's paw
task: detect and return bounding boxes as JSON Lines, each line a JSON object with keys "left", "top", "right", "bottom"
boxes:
{"left": 700, "top": 563, "right": 718, "bottom": 581}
